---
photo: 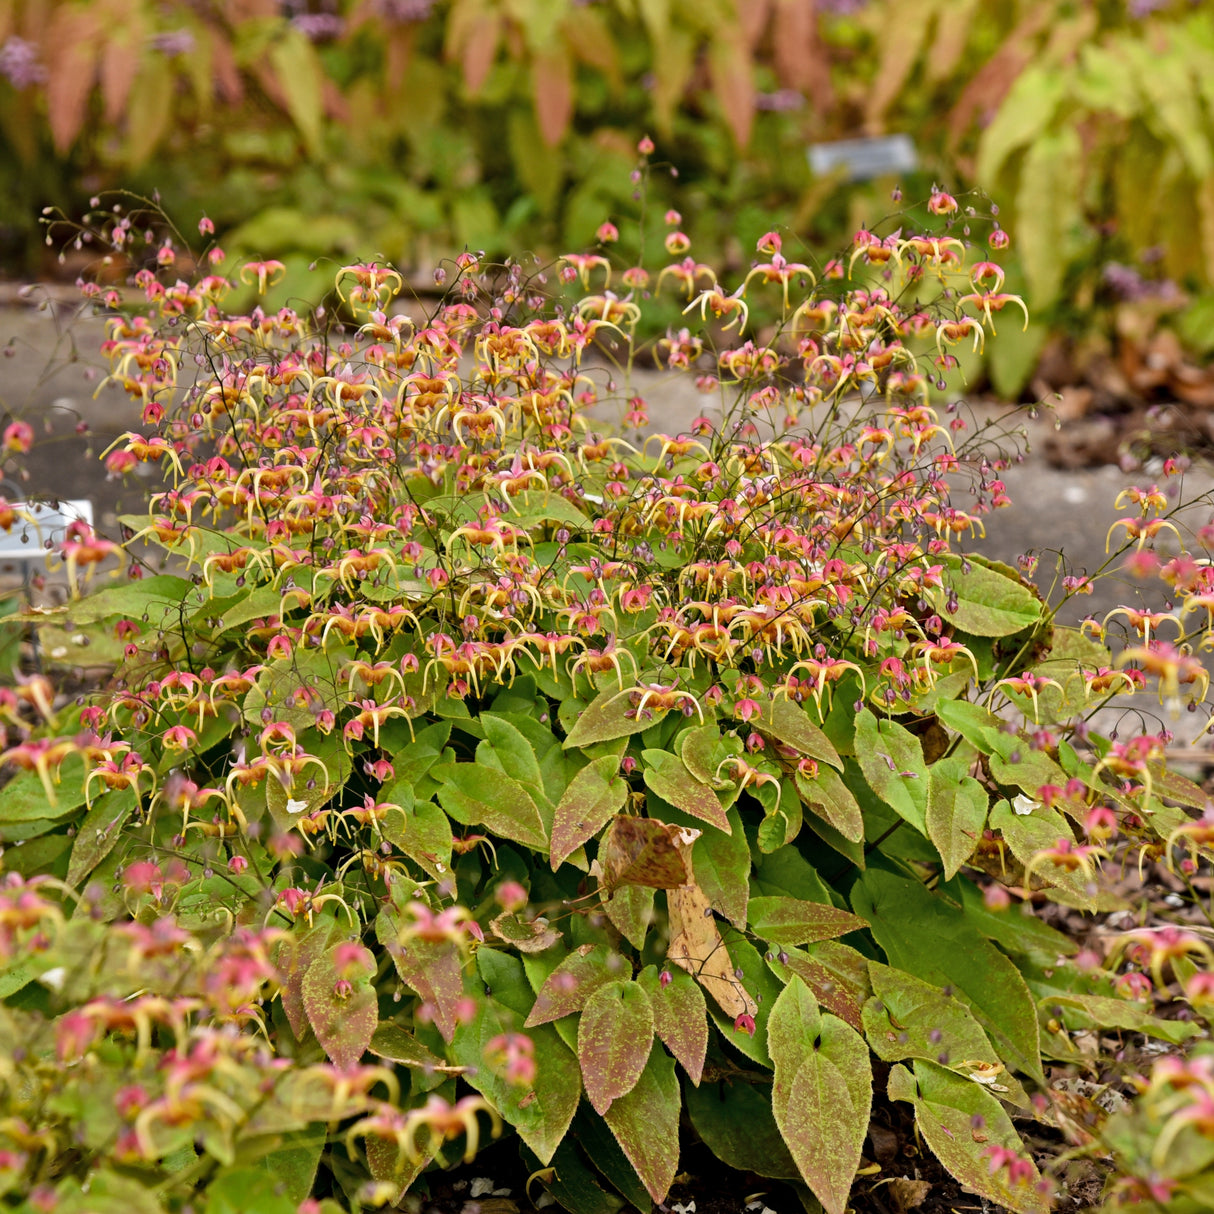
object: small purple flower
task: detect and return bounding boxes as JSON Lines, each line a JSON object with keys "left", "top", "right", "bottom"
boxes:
{"left": 0, "top": 37, "right": 46, "bottom": 89}
{"left": 756, "top": 89, "right": 804, "bottom": 113}
{"left": 149, "top": 29, "right": 196, "bottom": 57}
{"left": 291, "top": 13, "right": 345, "bottom": 39}
{"left": 1102, "top": 261, "right": 1182, "bottom": 303}
{"left": 369, "top": 0, "right": 436, "bottom": 20}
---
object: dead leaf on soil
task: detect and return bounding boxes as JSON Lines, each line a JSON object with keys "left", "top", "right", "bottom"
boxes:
{"left": 883, "top": 1176, "right": 931, "bottom": 1213}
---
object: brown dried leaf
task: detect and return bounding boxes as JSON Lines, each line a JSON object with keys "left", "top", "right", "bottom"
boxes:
{"left": 600, "top": 816, "right": 688, "bottom": 892}
{"left": 99, "top": 6, "right": 144, "bottom": 125}
{"left": 665, "top": 831, "right": 757, "bottom": 1020}
{"left": 885, "top": 1177, "right": 931, "bottom": 1213}
{"left": 947, "top": 7, "right": 1050, "bottom": 153}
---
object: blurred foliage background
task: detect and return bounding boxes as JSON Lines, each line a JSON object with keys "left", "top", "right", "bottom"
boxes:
{"left": 1, "top": 0, "right": 1213, "bottom": 397}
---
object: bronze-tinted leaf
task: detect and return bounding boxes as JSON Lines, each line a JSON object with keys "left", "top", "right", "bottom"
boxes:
{"left": 642, "top": 749, "right": 730, "bottom": 832}
{"left": 771, "top": 944, "right": 869, "bottom": 1032}
{"left": 301, "top": 942, "right": 377, "bottom": 1070}
{"left": 376, "top": 910, "right": 466, "bottom": 1043}
{"left": 602, "top": 1043, "right": 681, "bottom": 1203}
{"left": 526, "top": 943, "right": 625, "bottom": 1027}
{"left": 578, "top": 980, "right": 654, "bottom": 1114}
{"left": 602, "top": 883, "right": 655, "bottom": 951}
{"left": 769, "top": 978, "right": 872, "bottom": 1214}
{"left": 887, "top": 1062, "right": 1048, "bottom": 1214}
{"left": 599, "top": 816, "right": 688, "bottom": 891}
{"left": 550, "top": 755, "right": 627, "bottom": 870}
{"left": 279, "top": 921, "right": 336, "bottom": 1041}
{"left": 638, "top": 964, "right": 707, "bottom": 1085}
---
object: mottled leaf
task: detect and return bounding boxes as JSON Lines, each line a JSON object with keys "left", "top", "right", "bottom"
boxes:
{"left": 937, "top": 552, "right": 1043, "bottom": 638}
{"left": 579, "top": 980, "right": 654, "bottom": 1113}
{"left": 1043, "top": 992, "right": 1202, "bottom": 1046}
{"left": 795, "top": 764, "right": 864, "bottom": 843}
{"left": 380, "top": 797, "right": 453, "bottom": 885}
{"left": 853, "top": 868, "right": 1043, "bottom": 1084}
{"left": 748, "top": 895, "right": 867, "bottom": 946}
{"left": 989, "top": 799, "right": 1103, "bottom": 911}
{"left": 602, "top": 1043, "right": 681, "bottom": 1203}
{"left": 888, "top": 1062, "right": 1048, "bottom": 1214}
{"left": 863, "top": 962, "right": 1028, "bottom": 1106}
{"left": 527, "top": 943, "right": 626, "bottom": 1026}
{"left": 490, "top": 911, "right": 563, "bottom": 953}
{"left": 854, "top": 711, "right": 929, "bottom": 833}
{"left": 377, "top": 911, "right": 466, "bottom": 1043}
{"left": 643, "top": 749, "right": 730, "bottom": 832}
{"left": 679, "top": 724, "right": 734, "bottom": 786}
{"left": 563, "top": 688, "right": 654, "bottom": 748}
{"left": 433, "top": 761, "right": 547, "bottom": 851}
{"left": 756, "top": 698, "right": 842, "bottom": 769}
{"left": 66, "top": 789, "right": 137, "bottom": 886}
{"left": 365, "top": 1136, "right": 426, "bottom": 1204}
{"left": 637, "top": 964, "right": 707, "bottom": 1085}
{"left": 368, "top": 1022, "right": 449, "bottom": 1088}
{"left": 601, "top": 883, "right": 654, "bottom": 951}
{"left": 926, "top": 758, "right": 988, "bottom": 880}
{"left": 301, "top": 942, "right": 377, "bottom": 1070}
{"left": 768, "top": 978, "right": 872, "bottom": 1214}
{"left": 550, "top": 755, "right": 627, "bottom": 870}
{"left": 279, "top": 921, "right": 335, "bottom": 1041}
{"left": 452, "top": 985, "right": 580, "bottom": 1165}
{"left": 770, "top": 946, "right": 866, "bottom": 1032}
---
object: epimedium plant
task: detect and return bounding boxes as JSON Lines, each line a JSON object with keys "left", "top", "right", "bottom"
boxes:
{"left": 4, "top": 153, "right": 1214, "bottom": 1213}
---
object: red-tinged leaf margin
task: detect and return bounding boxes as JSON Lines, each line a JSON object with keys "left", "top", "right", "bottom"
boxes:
{"left": 550, "top": 755, "right": 627, "bottom": 870}
{"left": 526, "top": 943, "right": 624, "bottom": 1027}
{"left": 279, "top": 920, "right": 336, "bottom": 1041}
{"left": 301, "top": 942, "right": 377, "bottom": 1070}
{"left": 602, "top": 1042, "right": 681, "bottom": 1203}
{"left": 638, "top": 964, "right": 707, "bottom": 1085}
{"left": 578, "top": 980, "right": 654, "bottom": 1114}
{"left": 768, "top": 977, "right": 872, "bottom": 1214}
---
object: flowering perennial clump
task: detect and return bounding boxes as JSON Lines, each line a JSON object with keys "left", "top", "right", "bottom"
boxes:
{"left": 2, "top": 167, "right": 1214, "bottom": 1211}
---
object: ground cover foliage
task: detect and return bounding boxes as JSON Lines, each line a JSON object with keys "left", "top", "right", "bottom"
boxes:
{"left": 2, "top": 158, "right": 1214, "bottom": 1212}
